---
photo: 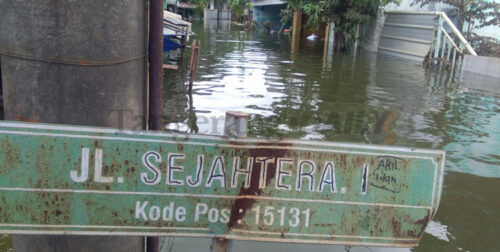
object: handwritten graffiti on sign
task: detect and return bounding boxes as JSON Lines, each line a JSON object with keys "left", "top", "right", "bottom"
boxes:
{"left": 0, "top": 121, "right": 445, "bottom": 247}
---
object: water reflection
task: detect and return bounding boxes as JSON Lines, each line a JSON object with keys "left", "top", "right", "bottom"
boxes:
{"left": 160, "top": 20, "right": 500, "bottom": 251}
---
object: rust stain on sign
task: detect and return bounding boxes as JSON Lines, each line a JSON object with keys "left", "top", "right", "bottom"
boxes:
{"left": 0, "top": 121, "right": 445, "bottom": 247}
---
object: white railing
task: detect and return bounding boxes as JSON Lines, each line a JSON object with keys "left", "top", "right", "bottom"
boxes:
{"left": 432, "top": 12, "right": 477, "bottom": 72}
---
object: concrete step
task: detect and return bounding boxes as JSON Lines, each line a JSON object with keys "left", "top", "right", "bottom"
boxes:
{"left": 378, "top": 12, "right": 438, "bottom": 61}
{"left": 384, "top": 12, "right": 438, "bottom": 27}
{"left": 379, "top": 36, "right": 431, "bottom": 57}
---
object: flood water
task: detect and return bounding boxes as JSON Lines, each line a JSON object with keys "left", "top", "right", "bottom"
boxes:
{"left": 0, "top": 20, "right": 497, "bottom": 252}
{"left": 160, "top": 20, "right": 500, "bottom": 252}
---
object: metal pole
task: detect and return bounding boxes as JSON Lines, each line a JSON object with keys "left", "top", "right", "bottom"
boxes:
{"left": 451, "top": 49, "right": 457, "bottom": 74}
{"left": 457, "top": 55, "right": 463, "bottom": 73}
{"left": 147, "top": 0, "right": 163, "bottom": 251}
{"left": 446, "top": 41, "right": 452, "bottom": 62}
{"left": 440, "top": 35, "right": 446, "bottom": 60}
{"left": 211, "top": 111, "right": 249, "bottom": 252}
{"left": 433, "top": 14, "right": 443, "bottom": 60}
{"left": 148, "top": 0, "right": 164, "bottom": 131}
{"left": 188, "top": 40, "right": 201, "bottom": 92}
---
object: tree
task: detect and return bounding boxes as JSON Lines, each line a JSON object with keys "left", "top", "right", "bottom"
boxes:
{"left": 468, "top": 32, "right": 500, "bottom": 57}
{"left": 412, "top": 0, "right": 500, "bottom": 56}
{"left": 188, "top": 0, "right": 227, "bottom": 9}
{"left": 230, "top": 0, "right": 251, "bottom": 22}
{"left": 281, "top": 0, "right": 399, "bottom": 51}
{"left": 188, "top": 0, "right": 209, "bottom": 8}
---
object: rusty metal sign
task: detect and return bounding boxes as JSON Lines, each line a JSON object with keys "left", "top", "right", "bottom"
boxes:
{"left": 0, "top": 121, "right": 445, "bottom": 247}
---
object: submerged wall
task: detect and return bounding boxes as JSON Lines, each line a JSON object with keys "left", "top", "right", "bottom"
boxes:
{"left": 460, "top": 55, "right": 500, "bottom": 94}
{"left": 205, "top": 9, "right": 231, "bottom": 20}
{"left": 462, "top": 55, "right": 500, "bottom": 78}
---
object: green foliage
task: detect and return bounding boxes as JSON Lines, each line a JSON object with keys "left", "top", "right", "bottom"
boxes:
{"left": 188, "top": 0, "right": 229, "bottom": 9}
{"left": 412, "top": 0, "right": 499, "bottom": 34}
{"left": 303, "top": 2, "right": 323, "bottom": 29}
{"left": 467, "top": 32, "right": 500, "bottom": 57}
{"left": 189, "top": 0, "right": 250, "bottom": 21}
{"left": 281, "top": 0, "right": 398, "bottom": 50}
{"left": 216, "top": 0, "right": 229, "bottom": 9}
{"left": 282, "top": 0, "right": 396, "bottom": 31}
{"left": 467, "top": 0, "right": 500, "bottom": 29}
{"left": 412, "top": 0, "right": 499, "bottom": 56}
{"left": 230, "top": 0, "right": 251, "bottom": 22}
{"left": 280, "top": 7, "right": 295, "bottom": 25}
{"left": 188, "top": 0, "right": 209, "bottom": 9}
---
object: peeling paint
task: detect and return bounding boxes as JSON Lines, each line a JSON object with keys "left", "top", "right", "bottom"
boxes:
{"left": 0, "top": 121, "right": 445, "bottom": 247}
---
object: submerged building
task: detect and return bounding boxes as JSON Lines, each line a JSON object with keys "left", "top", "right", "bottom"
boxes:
{"left": 251, "top": 0, "right": 289, "bottom": 32}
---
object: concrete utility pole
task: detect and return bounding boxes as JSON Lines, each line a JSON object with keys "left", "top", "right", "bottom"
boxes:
{"left": 0, "top": 0, "right": 147, "bottom": 251}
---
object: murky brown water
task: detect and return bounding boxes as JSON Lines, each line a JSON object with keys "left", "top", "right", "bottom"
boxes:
{"left": 1, "top": 20, "right": 498, "bottom": 252}
{"left": 160, "top": 21, "right": 500, "bottom": 252}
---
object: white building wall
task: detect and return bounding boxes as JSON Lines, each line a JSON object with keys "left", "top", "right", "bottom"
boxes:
{"left": 384, "top": 0, "right": 500, "bottom": 40}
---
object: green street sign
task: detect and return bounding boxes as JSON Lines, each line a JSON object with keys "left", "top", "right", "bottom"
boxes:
{"left": 0, "top": 121, "right": 445, "bottom": 247}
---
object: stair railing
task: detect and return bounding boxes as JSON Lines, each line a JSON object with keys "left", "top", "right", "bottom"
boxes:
{"left": 432, "top": 12, "right": 477, "bottom": 72}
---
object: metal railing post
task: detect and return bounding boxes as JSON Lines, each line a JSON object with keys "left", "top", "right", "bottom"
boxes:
{"left": 457, "top": 55, "right": 463, "bottom": 72}
{"left": 439, "top": 12, "right": 477, "bottom": 56}
{"left": 446, "top": 41, "right": 452, "bottom": 62}
{"left": 440, "top": 32, "right": 446, "bottom": 60}
{"left": 451, "top": 49, "right": 457, "bottom": 74}
{"left": 433, "top": 14, "right": 443, "bottom": 59}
